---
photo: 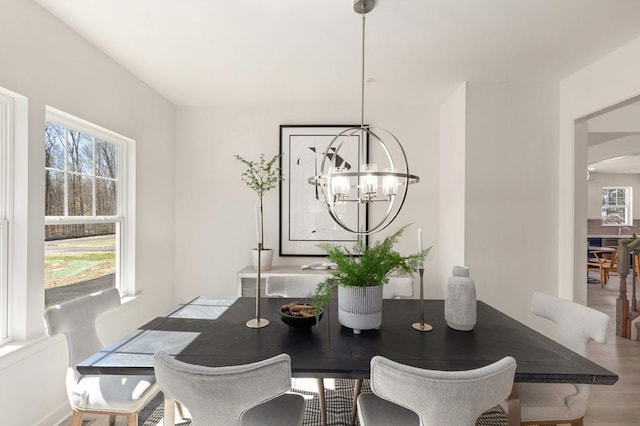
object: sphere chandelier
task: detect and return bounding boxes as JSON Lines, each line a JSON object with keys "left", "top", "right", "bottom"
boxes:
{"left": 308, "top": 0, "right": 419, "bottom": 235}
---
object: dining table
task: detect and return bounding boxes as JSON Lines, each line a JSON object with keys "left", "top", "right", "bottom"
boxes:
{"left": 78, "top": 296, "right": 618, "bottom": 426}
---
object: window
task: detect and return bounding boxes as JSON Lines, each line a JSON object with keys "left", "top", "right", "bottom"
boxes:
{"left": 601, "top": 186, "right": 632, "bottom": 226}
{"left": 0, "top": 94, "right": 12, "bottom": 342}
{"left": 44, "top": 108, "right": 135, "bottom": 307}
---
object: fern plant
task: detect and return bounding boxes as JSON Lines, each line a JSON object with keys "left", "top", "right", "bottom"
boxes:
{"left": 313, "top": 224, "right": 431, "bottom": 315}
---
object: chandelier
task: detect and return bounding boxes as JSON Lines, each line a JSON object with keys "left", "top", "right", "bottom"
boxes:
{"left": 308, "top": 0, "right": 419, "bottom": 235}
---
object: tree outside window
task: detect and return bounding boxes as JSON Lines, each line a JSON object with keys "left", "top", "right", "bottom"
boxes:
{"left": 601, "top": 186, "right": 632, "bottom": 225}
{"left": 44, "top": 112, "right": 131, "bottom": 307}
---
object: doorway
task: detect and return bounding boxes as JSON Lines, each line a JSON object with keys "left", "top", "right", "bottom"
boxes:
{"left": 576, "top": 96, "right": 640, "bottom": 320}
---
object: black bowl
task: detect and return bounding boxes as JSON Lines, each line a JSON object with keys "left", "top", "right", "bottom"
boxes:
{"left": 279, "top": 305, "right": 323, "bottom": 331}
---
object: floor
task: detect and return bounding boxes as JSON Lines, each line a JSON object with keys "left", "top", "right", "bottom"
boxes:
{"left": 64, "top": 276, "right": 640, "bottom": 426}
{"left": 583, "top": 273, "right": 640, "bottom": 426}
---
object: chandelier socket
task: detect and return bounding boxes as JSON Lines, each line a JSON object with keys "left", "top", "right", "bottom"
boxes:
{"left": 353, "top": 0, "right": 375, "bottom": 14}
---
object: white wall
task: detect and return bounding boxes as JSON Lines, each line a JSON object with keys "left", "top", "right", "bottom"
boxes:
{"left": 560, "top": 34, "right": 640, "bottom": 303}
{"left": 438, "top": 83, "right": 467, "bottom": 291}
{"left": 175, "top": 104, "right": 440, "bottom": 301}
{"left": 465, "top": 82, "right": 560, "bottom": 325}
{"left": 0, "top": 1, "right": 176, "bottom": 424}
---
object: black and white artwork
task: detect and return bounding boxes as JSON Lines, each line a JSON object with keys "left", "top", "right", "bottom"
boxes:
{"left": 279, "top": 125, "right": 367, "bottom": 256}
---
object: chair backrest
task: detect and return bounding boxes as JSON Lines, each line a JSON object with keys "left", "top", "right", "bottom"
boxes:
{"left": 44, "top": 288, "right": 121, "bottom": 369}
{"left": 265, "top": 275, "right": 324, "bottom": 298}
{"left": 605, "top": 249, "right": 618, "bottom": 267}
{"left": 383, "top": 276, "right": 414, "bottom": 299}
{"left": 369, "top": 356, "right": 517, "bottom": 426}
{"left": 154, "top": 351, "right": 293, "bottom": 426}
{"left": 531, "top": 291, "right": 609, "bottom": 356}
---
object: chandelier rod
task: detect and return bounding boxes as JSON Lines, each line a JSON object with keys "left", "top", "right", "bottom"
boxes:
{"left": 360, "top": 13, "right": 366, "bottom": 130}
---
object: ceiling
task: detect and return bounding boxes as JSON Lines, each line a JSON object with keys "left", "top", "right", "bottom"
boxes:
{"left": 589, "top": 154, "right": 640, "bottom": 174}
{"left": 587, "top": 102, "right": 640, "bottom": 174}
{"left": 34, "top": 0, "right": 640, "bottom": 108}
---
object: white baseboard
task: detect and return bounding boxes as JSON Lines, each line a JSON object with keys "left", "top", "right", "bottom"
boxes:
{"left": 38, "top": 401, "right": 71, "bottom": 426}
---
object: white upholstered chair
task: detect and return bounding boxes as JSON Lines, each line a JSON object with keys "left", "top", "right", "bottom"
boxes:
{"left": 153, "top": 351, "right": 305, "bottom": 426}
{"left": 382, "top": 276, "right": 414, "bottom": 298}
{"left": 44, "top": 288, "right": 159, "bottom": 426}
{"left": 357, "top": 355, "right": 517, "bottom": 426}
{"left": 265, "top": 274, "right": 322, "bottom": 297}
{"left": 500, "top": 291, "right": 610, "bottom": 426}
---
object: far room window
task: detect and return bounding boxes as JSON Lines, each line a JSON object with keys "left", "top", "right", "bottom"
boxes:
{"left": 44, "top": 108, "right": 135, "bottom": 307}
{"left": 601, "top": 186, "right": 632, "bottom": 226}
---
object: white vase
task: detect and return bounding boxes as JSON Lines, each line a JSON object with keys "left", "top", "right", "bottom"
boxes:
{"left": 444, "top": 266, "right": 477, "bottom": 331}
{"left": 251, "top": 248, "right": 273, "bottom": 271}
{"left": 338, "top": 285, "right": 383, "bottom": 334}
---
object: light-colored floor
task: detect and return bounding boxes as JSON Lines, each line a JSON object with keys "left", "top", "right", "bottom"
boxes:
{"left": 584, "top": 273, "right": 640, "bottom": 426}
{"left": 66, "top": 277, "right": 640, "bottom": 426}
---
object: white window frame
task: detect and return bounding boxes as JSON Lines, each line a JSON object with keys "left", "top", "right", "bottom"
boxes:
{"left": 601, "top": 186, "right": 633, "bottom": 226}
{"left": 0, "top": 93, "right": 12, "bottom": 343}
{"left": 44, "top": 107, "right": 136, "bottom": 297}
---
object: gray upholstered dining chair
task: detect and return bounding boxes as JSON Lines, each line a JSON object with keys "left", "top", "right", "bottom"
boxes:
{"left": 44, "top": 288, "right": 159, "bottom": 426}
{"left": 500, "top": 291, "right": 610, "bottom": 426}
{"left": 357, "top": 355, "right": 517, "bottom": 425}
{"left": 153, "top": 351, "right": 305, "bottom": 426}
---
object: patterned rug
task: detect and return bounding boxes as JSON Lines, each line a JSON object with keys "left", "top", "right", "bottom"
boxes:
{"left": 139, "top": 378, "right": 508, "bottom": 425}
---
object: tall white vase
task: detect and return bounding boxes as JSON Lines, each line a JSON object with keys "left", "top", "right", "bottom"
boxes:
{"left": 444, "top": 266, "right": 477, "bottom": 331}
{"left": 338, "top": 285, "right": 383, "bottom": 334}
{"left": 251, "top": 248, "right": 273, "bottom": 271}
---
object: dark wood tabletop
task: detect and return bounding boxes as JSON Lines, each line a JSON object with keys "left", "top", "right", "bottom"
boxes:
{"left": 78, "top": 296, "right": 617, "bottom": 387}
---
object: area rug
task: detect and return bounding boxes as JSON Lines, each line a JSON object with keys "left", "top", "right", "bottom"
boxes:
{"left": 139, "top": 378, "right": 508, "bottom": 426}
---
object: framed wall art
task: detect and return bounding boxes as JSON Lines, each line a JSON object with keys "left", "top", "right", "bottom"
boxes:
{"left": 279, "top": 125, "right": 368, "bottom": 256}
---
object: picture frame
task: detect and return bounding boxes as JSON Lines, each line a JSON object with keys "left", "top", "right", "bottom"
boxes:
{"left": 279, "top": 125, "right": 368, "bottom": 256}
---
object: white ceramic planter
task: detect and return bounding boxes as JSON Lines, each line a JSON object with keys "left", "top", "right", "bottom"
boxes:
{"left": 251, "top": 248, "right": 273, "bottom": 271}
{"left": 338, "top": 285, "right": 383, "bottom": 334}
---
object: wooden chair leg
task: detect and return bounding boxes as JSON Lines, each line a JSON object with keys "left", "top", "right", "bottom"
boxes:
{"left": 176, "top": 401, "right": 186, "bottom": 419}
{"left": 164, "top": 394, "right": 176, "bottom": 426}
{"left": 69, "top": 410, "right": 83, "bottom": 426}
{"left": 316, "top": 378, "right": 327, "bottom": 426}
{"left": 126, "top": 411, "right": 137, "bottom": 426}
{"left": 108, "top": 414, "right": 116, "bottom": 426}
{"left": 350, "top": 378, "right": 363, "bottom": 426}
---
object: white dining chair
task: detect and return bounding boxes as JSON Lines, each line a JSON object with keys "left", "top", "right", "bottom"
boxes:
{"left": 153, "top": 351, "right": 305, "bottom": 426}
{"left": 499, "top": 291, "right": 610, "bottom": 426}
{"left": 44, "top": 288, "right": 159, "bottom": 426}
{"left": 357, "top": 355, "right": 517, "bottom": 425}
{"left": 382, "top": 276, "right": 414, "bottom": 298}
{"left": 265, "top": 274, "right": 323, "bottom": 297}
